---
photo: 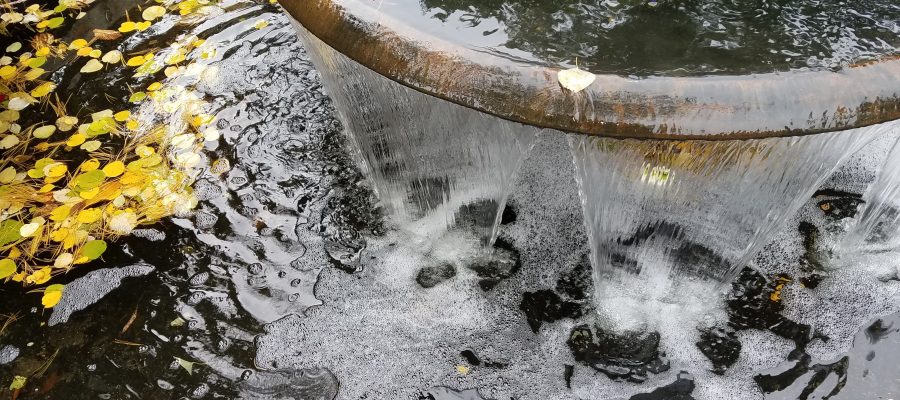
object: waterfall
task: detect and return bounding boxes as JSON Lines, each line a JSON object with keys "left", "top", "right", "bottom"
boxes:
{"left": 569, "top": 123, "right": 895, "bottom": 329}
{"left": 292, "top": 18, "right": 900, "bottom": 332}
{"left": 843, "top": 125, "right": 900, "bottom": 251}
{"left": 295, "top": 24, "right": 540, "bottom": 246}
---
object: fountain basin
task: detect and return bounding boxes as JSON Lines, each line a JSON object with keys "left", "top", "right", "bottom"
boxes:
{"left": 279, "top": 0, "right": 899, "bottom": 140}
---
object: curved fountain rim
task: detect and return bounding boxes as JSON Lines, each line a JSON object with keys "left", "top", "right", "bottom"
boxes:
{"left": 279, "top": 0, "right": 900, "bottom": 140}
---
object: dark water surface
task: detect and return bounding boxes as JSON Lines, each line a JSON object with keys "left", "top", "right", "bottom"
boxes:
{"left": 0, "top": 1, "right": 897, "bottom": 399}
{"left": 355, "top": 0, "right": 899, "bottom": 75}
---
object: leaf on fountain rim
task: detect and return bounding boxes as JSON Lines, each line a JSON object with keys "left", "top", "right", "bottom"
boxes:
{"left": 557, "top": 67, "right": 596, "bottom": 93}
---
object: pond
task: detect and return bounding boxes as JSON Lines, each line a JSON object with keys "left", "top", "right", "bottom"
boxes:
{"left": 0, "top": 1, "right": 898, "bottom": 399}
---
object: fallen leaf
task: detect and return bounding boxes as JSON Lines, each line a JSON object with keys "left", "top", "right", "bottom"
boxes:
{"left": 92, "top": 29, "right": 122, "bottom": 41}
{"left": 558, "top": 67, "right": 596, "bottom": 93}
{"left": 142, "top": 5, "right": 166, "bottom": 21}
{"left": 42, "top": 284, "right": 64, "bottom": 308}
{"left": 101, "top": 50, "right": 122, "bottom": 64}
{"left": 80, "top": 58, "right": 103, "bottom": 73}
{"left": 174, "top": 357, "right": 196, "bottom": 375}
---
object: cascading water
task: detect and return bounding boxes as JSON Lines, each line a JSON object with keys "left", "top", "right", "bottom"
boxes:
{"left": 569, "top": 124, "right": 895, "bottom": 329}
{"left": 295, "top": 26, "right": 541, "bottom": 246}
{"left": 843, "top": 128, "right": 900, "bottom": 251}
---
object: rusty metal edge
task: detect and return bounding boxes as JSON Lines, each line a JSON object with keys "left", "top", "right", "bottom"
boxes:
{"left": 279, "top": 0, "right": 900, "bottom": 140}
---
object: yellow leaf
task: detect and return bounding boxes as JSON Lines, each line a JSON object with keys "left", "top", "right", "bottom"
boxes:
{"left": 0, "top": 167, "right": 15, "bottom": 183}
{"left": 81, "top": 140, "right": 101, "bottom": 152}
{"left": 142, "top": 5, "right": 166, "bottom": 21}
{"left": 79, "top": 187, "right": 100, "bottom": 199}
{"left": 66, "top": 133, "right": 86, "bottom": 146}
{"left": 147, "top": 82, "right": 162, "bottom": 91}
{"left": 114, "top": 110, "right": 131, "bottom": 121}
{"left": 46, "top": 17, "right": 65, "bottom": 29}
{"left": 118, "top": 21, "right": 136, "bottom": 33}
{"left": 101, "top": 50, "right": 122, "bottom": 64}
{"left": 5, "top": 42, "right": 21, "bottom": 53}
{"left": 50, "top": 205, "right": 72, "bottom": 222}
{"left": 191, "top": 114, "right": 214, "bottom": 127}
{"left": 0, "top": 259, "right": 15, "bottom": 279}
{"left": 76, "top": 47, "right": 93, "bottom": 57}
{"left": 126, "top": 119, "right": 139, "bottom": 130}
{"left": 29, "top": 81, "right": 55, "bottom": 98}
{"left": 129, "top": 92, "right": 146, "bottom": 103}
{"left": 253, "top": 19, "right": 269, "bottom": 30}
{"left": 126, "top": 55, "right": 145, "bottom": 67}
{"left": 68, "top": 38, "right": 88, "bottom": 50}
{"left": 38, "top": 183, "right": 54, "bottom": 193}
{"left": 76, "top": 208, "right": 102, "bottom": 224}
{"left": 35, "top": 47, "right": 50, "bottom": 57}
{"left": 80, "top": 58, "right": 103, "bottom": 73}
{"left": 136, "top": 145, "right": 155, "bottom": 158}
{"left": 23, "top": 68, "right": 45, "bottom": 80}
{"left": 0, "top": 65, "right": 16, "bottom": 79}
{"left": 102, "top": 161, "right": 125, "bottom": 177}
{"left": 136, "top": 21, "right": 152, "bottom": 31}
{"left": 89, "top": 49, "right": 102, "bottom": 58}
{"left": 42, "top": 284, "right": 64, "bottom": 308}
{"left": 81, "top": 159, "right": 101, "bottom": 172}
{"left": 27, "top": 267, "right": 53, "bottom": 285}
{"left": 44, "top": 163, "right": 67, "bottom": 178}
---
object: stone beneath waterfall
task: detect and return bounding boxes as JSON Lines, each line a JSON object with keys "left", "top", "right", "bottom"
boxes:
{"left": 695, "top": 327, "right": 741, "bottom": 374}
{"left": 416, "top": 262, "right": 457, "bottom": 288}
{"left": 566, "top": 325, "right": 670, "bottom": 383}
{"left": 519, "top": 290, "right": 583, "bottom": 333}
{"left": 466, "top": 239, "right": 521, "bottom": 291}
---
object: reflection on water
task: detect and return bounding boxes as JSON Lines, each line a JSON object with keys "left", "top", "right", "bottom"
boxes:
{"left": 372, "top": 0, "right": 900, "bottom": 74}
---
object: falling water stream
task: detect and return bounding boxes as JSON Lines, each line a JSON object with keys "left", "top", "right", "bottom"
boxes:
{"left": 844, "top": 136, "right": 900, "bottom": 251}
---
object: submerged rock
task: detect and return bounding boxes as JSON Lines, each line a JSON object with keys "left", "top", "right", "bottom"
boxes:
{"left": 695, "top": 327, "right": 741, "bottom": 374}
{"left": 467, "top": 239, "right": 521, "bottom": 291}
{"left": 630, "top": 371, "right": 696, "bottom": 400}
{"left": 566, "top": 325, "right": 670, "bottom": 383}
{"left": 519, "top": 290, "right": 582, "bottom": 333}
{"left": 416, "top": 263, "right": 457, "bottom": 288}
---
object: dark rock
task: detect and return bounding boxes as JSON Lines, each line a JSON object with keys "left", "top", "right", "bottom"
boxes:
{"left": 556, "top": 255, "right": 592, "bottom": 301}
{"left": 865, "top": 318, "right": 898, "bottom": 344}
{"left": 468, "top": 239, "right": 521, "bottom": 291}
{"left": 754, "top": 354, "right": 849, "bottom": 399}
{"left": 500, "top": 202, "right": 517, "bottom": 225}
{"left": 798, "top": 221, "right": 825, "bottom": 272}
{"left": 416, "top": 263, "right": 457, "bottom": 288}
{"left": 455, "top": 198, "right": 499, "bottom": 232}
{"left": 725, "top": 268, "right": 820, "bottom": 349}
{"left": 812, "top": 189, "right": 864, "bottom": 220}
{"left": 695, "top": 327, "right": 741, "bottom": 374}
{"left": 567, "top": 325, "right": 670, "bottom": 383}
{"left": 460, "top": 350, "right": 480, "bottom": 366}
{"left": 519, "top": 290, "right": 583, "bottom": 333}
{"left": 630, "top": 371, "right": 696, "bottom": 400}
{"left": 564, "top": 364, "right": 574, "bottom": 389}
